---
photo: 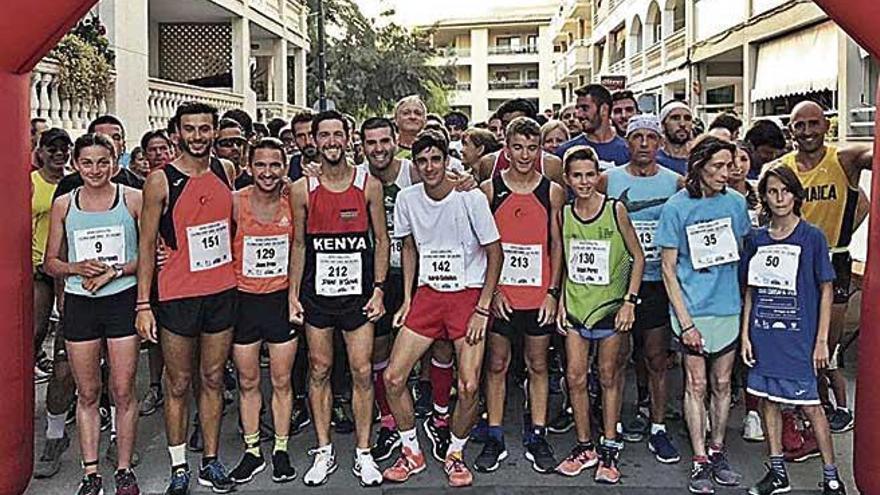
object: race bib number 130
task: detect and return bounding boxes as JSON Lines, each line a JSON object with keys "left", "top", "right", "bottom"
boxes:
{"left": 568, "top": 239, "right": 610, "bottom": 285}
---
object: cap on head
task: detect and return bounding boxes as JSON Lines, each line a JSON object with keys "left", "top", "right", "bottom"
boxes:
{"left": 39, "top": 128, "right": 72, "bottom": 148}
{"left": 626, "top": 114, "right": 662, "bottom": 138}
{"left": 659, "top": 100, "right": 691, "bottom": 123}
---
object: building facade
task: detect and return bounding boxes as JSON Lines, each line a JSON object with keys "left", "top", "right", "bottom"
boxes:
{"left": 422, "top": 3, "right": 563, "bottom": 123}
{"left": 31, "top": 0, "right": 310, "bottom": 148}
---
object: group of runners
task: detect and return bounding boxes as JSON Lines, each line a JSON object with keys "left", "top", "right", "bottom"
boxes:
{"left": 27, "top": 82, "right": 868, "bottom": 495}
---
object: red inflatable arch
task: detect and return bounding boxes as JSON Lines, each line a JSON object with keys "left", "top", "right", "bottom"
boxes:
{"left": 0, "top": 0, "right": 876, "bottom": 494}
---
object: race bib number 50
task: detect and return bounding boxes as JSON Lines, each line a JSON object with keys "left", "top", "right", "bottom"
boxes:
{"left": 686, "top": 218, "right": 739, "bottom": 270}
{"left": 187, "top": 220, "right": 232, "bottom": 272}
{"left": 748, "top": 244, "right": 800, "bottom": 291}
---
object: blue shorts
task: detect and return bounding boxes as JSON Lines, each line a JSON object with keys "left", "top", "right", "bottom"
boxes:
{"left": 569, "top": 313, "right": 616, "bottom": 341}
{"left": 747, "top": 372, "right": 820, "bottom": 406}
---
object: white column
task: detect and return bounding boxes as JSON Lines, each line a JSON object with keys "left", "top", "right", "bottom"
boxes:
{"left": 232, "top": 17, "right": 252, "bottom": 95}
{"left": 273, "top": 39, "right": 289, "bottom": 107}
{"left": 293, "top": 47, "right": 307, "bottom": 108}
{"left": 742, "top": 42, "right": 756, "bottom": 124}
{"left": 471, "top": 28, "right": 489, "bottom": 121}
{"left": 99, "top": 0, "right": 150, "bottom": 143}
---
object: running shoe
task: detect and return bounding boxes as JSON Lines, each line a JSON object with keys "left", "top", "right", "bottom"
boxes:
{"left": 75, "top": 473, "right": 102, "bottom": 495}
{"left": 383, "top": 446, "right": 426, "bottom": 482}
{"left": 743, "top": 410, "right": 766, "bottom": 442}
{"left": 352, "top": 452, "right": 383, "bottom": 487}
{"left": 33, "top": 434, "right": 70, "bottom": 478}
{"left": 648, "top": 430, "right": 681, "bottom": 464}
{"left": 331, "top": 402, "right": 354, "bottom": 434}
{"left": 413, "top": 380, "right": 433, "bottom": 419}
{"left": 524, "top": 432, "right": 556, "bottom": 473}
{"left": 828, "top": 408, "right": 854, "bottom": 434}
{"left": 622, "top": 410, "right": 650, "bottom": 443}
{"left": 594, "top": 444, "right": 621, "bottom": 484}
{"left": 290, "top": 398, "right": 311, "bottom": 435}
{"left": 303, "top": 446, "right": 337, "bottom": 486}
{"left": 748, "top": 464, "right": 791, "bottom": 495}
{"left": 474, "top": 436, "right": 507, "bottom": 473}
{"left": 784, "top": 430, "right": 820, "bottom": 463}
{"left": 139, "top": 385, "right": 163, "bottom": 417}
{"left": 188, "top": 418, "right": 203, "bottom": 452}
{"left": 114, "top": 468, "right": 140, "bottom": 495}
{"left": 556, "top": 443, "right": 598, "bottom": 477}
{"left": 197, "top": 459, "right": 234, "bottom": 493}
{"left": 371, "top": 427, "right": 401, "bottom": 462}
{"left": 444, "top": 451, "right": 473, "bottom": 487}
{"left": 424, "top": 415, "right": 451, "bottom": 462}
{"left": 822, "top": 478, "right": 847, "bottom": 495}
{"left": 689, "top": 462, "right": 715, "bottom": 494}
{"left": 164, "top": 466, "right": 190, "bottom": 495}
{"left": 548, "top": 407, "right": 575, "bottom": 434}
{"left": 229, "top": 452, "right": 266, "bottom": 484}
{"left": 271, "top": 450, "right": 297, "bottom": 483}
{"left": 709, "top": 448, "right": 742, "bottom": 486}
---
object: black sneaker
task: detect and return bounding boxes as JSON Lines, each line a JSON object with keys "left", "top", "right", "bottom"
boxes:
{"left": 290, "top": 399, "right": 311, "bottom": 435}
{"left": 474, "top": 436, "right": 508, "bottom": 473}
{"left": 822, "top": 478, "right": 847, "bottom": 495}
{"left": 165, "top": 466, "right": 191, "bottom": 495}
{"left": 548, "top": 407, "right": 574, "bottom": 434}
{"left": 748, "top": 465, "right": 790, "bottom": 495}
{"left": 229, "top": 452, "right": 266, "bottom": 484}
{"left": 622, "top": 411, "right": 650, "bottom": 443}
{"left": 188, "top": 418, "right": 203, "bottom": 452}
{"left": 331, "top": 402, "right": 354, "bottom": 434}
{"left": 689, "top": 462, "right": 715, "bottom": 494}
{"left": 524, "top": 431, "right": 556, "bottom": 473}
{"left": 370, "top": 427, "right": 401, "bottom": 462}
{"left": 114, "top": 468, "right": 140, "bottom": 495}
{"left": 271, "top": 450, "right": 297, "bottom": 483}
{"left": 413, "top": 381, "right": 432, "bottom": 419}
{"left": 828, "top": 408, "right": 854, "bottom": 434}
{"left": 75, "top": 473, "right": 102, "bottom": 495}
{"left": 423, "top": 415, "right": 451, "bottom": 462}
{"left": 198, "top": 459, "right": 235, "bottom": 493}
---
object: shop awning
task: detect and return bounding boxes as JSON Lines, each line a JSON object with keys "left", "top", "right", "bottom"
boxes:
{"left": 751, "top": 21, "right": 838, "bottom": 101}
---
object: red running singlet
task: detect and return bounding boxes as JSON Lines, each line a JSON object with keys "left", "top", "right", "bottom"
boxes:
{"left": 157, "top": 158, "right": 236, "bottom": 301}
{"left": 491, "top": 174, "right": 552, "bottom": 310}
{"left": 233, "top": 186, "right": 293, "bottom": 294}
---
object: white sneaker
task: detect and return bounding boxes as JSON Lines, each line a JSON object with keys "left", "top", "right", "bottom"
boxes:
{"left": 352, "top": 452, "right": 383, "bottom": 487}
{"left": 742, "top": 410, "right": 765, "bottom": 442}
{"left": 303, "top": 445, "right": 337, "bottom": 486}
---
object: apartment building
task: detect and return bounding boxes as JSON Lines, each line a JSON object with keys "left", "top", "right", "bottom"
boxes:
{"left": 31, "top": 0, "right": 310, "bottom": 147}
{"left": 422, "top": 3, "right": 563, "bottom": 122}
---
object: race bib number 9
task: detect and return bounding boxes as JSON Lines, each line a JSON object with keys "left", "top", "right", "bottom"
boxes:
{"left": 243, "top": 235, "right": 289, "bottom": 278}
{"left": 420, "top": 248, "right": 464, "bottom": 291}
{"left": 316, "top": 253, "right": 362, "bottom": 296}
{"left": 187, "top": 220, "right": 232, "bottom": 272}
{"left": 568, "top": 239, "right": 610, "bottom": 286}
{"left": 748, "top": 244, "right": 800, "bottom": 291}
{"left": 686, "top": 218, "right": 739, "bottom": 270}
{"left": 500, "top": 243, "right": 542, "bottom": 287}
{"left": 73, "top": 225, "right": 125, "bottom": 265}
{"left": 632, "top": 220, "right": 659, "bottom": 262}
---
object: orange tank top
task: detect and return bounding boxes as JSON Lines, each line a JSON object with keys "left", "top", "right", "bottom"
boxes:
{"left": 233, "top": 186, "right": 293, "bottom": 294}
{"left": 491, "top": 174, "right": 552, "bottom": 310}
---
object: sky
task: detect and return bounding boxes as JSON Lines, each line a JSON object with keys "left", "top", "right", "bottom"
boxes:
{"left": 353, "top": 0, "right": 551, "bottom": 27}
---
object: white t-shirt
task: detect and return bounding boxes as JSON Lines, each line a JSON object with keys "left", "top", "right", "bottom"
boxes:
{"left": 394, "top": 185, "right": 500, "bottom": 289}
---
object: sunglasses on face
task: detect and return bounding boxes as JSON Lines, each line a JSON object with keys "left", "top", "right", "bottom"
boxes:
{"left": 217, "top": 138, "right": 245, "bottom": 148}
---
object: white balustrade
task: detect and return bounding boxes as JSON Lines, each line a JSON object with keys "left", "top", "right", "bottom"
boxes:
{"left": 30, "top": 59, "right": 110, "bottom": 136}
{"left": 148, "top": 78, "right": 246, "bottom": 130}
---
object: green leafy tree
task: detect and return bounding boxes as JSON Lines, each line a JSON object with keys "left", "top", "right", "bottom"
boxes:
{"left": 306, "top": 0, "right": 453, "bottom": 119}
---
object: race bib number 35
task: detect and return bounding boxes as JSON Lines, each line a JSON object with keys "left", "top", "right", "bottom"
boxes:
{"left": 243, "top": 235, "right": 289, "bottom": 278}
{"left": 748, "top": 244, "right": 801, "bottom": 291}
{"left": 73, "top": 225, "right": 125, "bottom": 265}
{"left": 568, "top": 239, "right": 610, "bottom": 285}
{"left": 187, "top": 220, "right": 232, "bottom": 272}
{"left": 686, "top": 218, "right": 739, "bottom": 270}
{"left": 420, "top": 249, "right": 464, "bottom": 291}
{"left": 316, "top": 253, "right": 362, "bottom": 296}
{"left": 500, "top": 243, "right": 542, "bottom": 287}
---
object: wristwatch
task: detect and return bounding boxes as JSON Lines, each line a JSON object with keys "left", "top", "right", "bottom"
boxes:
{"left": 624, "top": 293, "right": 641, "bottom": 305}
{"left": 547, "top": 287, "right": 561, "bottom": 299}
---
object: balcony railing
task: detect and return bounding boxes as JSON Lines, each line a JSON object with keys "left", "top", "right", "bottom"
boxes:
{"left": 629, "top": 52, "right": 644, "bottom": 75}
{"left": 256, "top": 101, "right": 308, "bottom": 121}
{"left": 284, "top": 0, "right": 307, "bottom": 34}
{"left": 436, "top": 47, "right": 471, "bottom": 58}
{"left": 664, "top": 29, "right": 686, "bottom": 62}
{"left": 645, "top": 43, "right": 662, "bottom": 72}
{"left": 488, "top": 45, "right": 538, "bottom": 56}
{"left": 628, "top": 28, "right": 687, "bottom": 80}
{"left": 148, "top": 78, "right": 245, "bottom": 130}
{"left": 609, "top": 58, "right": 626, "bottom": 75}
{"left": 455, "top": 82, "right": 472, "bottom": 91}
{"left": 849, "top": 106, "right": 876, "bottom": 138}
{"left": 554, "top": 39, "right": 591, "bottom": 86}
{"left": 30, "top": 58, "right": 110, "bottom": 135}
{"left": 489, "top": 79, "right": 539, "bottom": 90}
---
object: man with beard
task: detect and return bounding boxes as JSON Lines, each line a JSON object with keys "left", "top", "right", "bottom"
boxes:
{"left": 611, "top": 91, "right": 639, "bottom": 138}
{"left": 290, "top": 112, "right": 319, "bottom": 181}
{"left": 655, "top": 101, "right": 693, "bottom": 175}
{"left": 288, "top": 110, "right": 389, "bottom": 487}
{"left": 395, "top": 96, "right": 428, "bottom": 159}
{"left": 214, "top": 118, "right": 251, "bottom": 189}
{"left": 136, "top": 102, "right": 238, "bottom": 495}
{"left": 774, "top": 101, "right": 872, "bottom": 435}
{"left": 555, "top": 84, "right": 630, "bottom": 168}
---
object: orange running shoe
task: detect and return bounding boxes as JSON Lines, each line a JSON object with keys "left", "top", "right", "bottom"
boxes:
{"left": 444, "top": 451, "right": 473, "bottom": 487}
{"left": 383, "top": 446, "right": 426, "bottom": 483}
{"left": 556, "top": 442, "right": 598, "bottom": 477}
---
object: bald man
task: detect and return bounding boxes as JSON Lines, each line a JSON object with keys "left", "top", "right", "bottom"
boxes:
{"left": 768, "top": 100, "right": 872, "bottom": 434}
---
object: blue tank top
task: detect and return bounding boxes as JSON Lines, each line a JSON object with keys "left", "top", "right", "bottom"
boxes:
{"left": 65, "top": 185, "right": 138, "bottom": 297}
{"left": 606, "top": 164, "right": 680, "bottom": 281}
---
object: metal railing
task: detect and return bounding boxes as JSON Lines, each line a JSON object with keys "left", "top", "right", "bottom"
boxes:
{"left": 488, "top": 79, "right": 539, "bottom": 90}
{"left": 437, "top": 47, "right": 471, "bottom": 58}
{"left": 488, "top": 45, "right": 539, "bottom": 55}
{"left": 455, "top": 82, "right": 472, "bottom": 91}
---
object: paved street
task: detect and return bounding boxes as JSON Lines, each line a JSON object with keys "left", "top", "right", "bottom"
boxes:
{"left": 27, "top": 296, "right": 862, "bottom": 494}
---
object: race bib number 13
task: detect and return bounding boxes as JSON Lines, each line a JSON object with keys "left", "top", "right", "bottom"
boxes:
{"left": 187, "top": 220, "right": 232, "bottom": 272}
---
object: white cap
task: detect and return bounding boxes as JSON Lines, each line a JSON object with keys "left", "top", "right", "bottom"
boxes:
{"left": 659, "top": 100, "right": 691, "bottom": 123}
{"left": 626, "top": 114, "right": 662, "bottom": 137}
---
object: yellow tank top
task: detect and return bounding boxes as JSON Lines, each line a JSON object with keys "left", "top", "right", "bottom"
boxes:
{"left": 31, "top": 170, "right": 58, "bottom": 266}
{"left": 780, "top": 146, "right": 857, "bottom": 250}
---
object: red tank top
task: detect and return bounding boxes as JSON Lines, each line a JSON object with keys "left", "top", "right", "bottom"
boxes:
{"left": 233, "top": 186, "right": 293, "bottom": 294}
{"left": 302, "top": 166, "right": 374, "bottom": 310}
{"left": 491, "top": 150, "right": 546, "bottom": 179}
{"left": 491, "top": 174, "right": 552, "bottom": 310}
{"left": 157, "top": 159, "right": 236, "bottom": 301}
